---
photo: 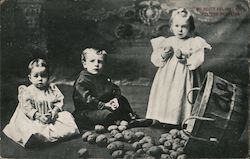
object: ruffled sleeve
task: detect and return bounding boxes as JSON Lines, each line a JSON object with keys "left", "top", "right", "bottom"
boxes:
{"left": 50, "top": 83, "right": 64, "bottom": 111}
{"left": 150, "top": 36, "right": 172, "bottom": 67}
{"left": 19, "top": 85, "right": 37, "bottom": 119}
{"left": 186, "top": 37, "right": 212, "bottom": 70}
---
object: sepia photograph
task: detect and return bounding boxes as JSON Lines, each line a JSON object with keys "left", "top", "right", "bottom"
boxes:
{"left": 1, "top": 0, "right": 249, "bottom": 158}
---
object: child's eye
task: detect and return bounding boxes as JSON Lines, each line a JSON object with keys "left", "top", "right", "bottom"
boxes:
{"left": 98, "top": 60, "right": 103, "bottom": 64}
{"left": 90, "top": 59, "right": 95, "bottom": 62}
{"left": 175, "top": 25, "right": 179, "bottom": 27}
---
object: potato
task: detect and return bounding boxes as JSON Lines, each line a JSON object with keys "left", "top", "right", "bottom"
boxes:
{"left": 160, "top": 133, "right": 171, "bottom": 138}
{"left": 108, "top": 125, "right": 118, "bottom": 132}
{"left": 125, "top": 150, "right": 134, "bottom": 155}
{"left": 178, "top": 130, "right": 185, "bottom": 135}
{"left": 114, "top": 133, "right": 123, "bottom": 141}
{"left": 112, "top": 150, "right": 124, "bottom": 158}
{"left": 96, "top": 134, "right": 107, "bottom": 146}
{"left": 167, "top": 137, "right": 174, "bottom": 144}
{"left": 161, "top": 154, "right": 171, "bottom": 159}
{"left": 123, "top": 154, "right": 134, "bottom": 159}
{"left": 132, "top": 141, "right": 142, "bottom": 151}
{"left": 158, "top": 145, "right": 169, "bottom": 154}
{"left": 107, "top": 137, "right": 117, "bottom": 144}
{"left": 110, "top": 129, "right": 120, "bottom": 137}
{"left": 179, "top": 140, "right": 186, "bottom": 146}
{"left": 77, "top": 148, "right": 88, "bottom": 158}
{"left": 115, "top": 120, "right": 121, "bottom": 126}
{"left": 118, "top": 125, "right": 127, "bottom": 132}
{"left": 165, "top": 134, "right": 174, "bottom": 141}
{"left": 177, "top": 154, "right": 187, "bottom": 159}
{"left": 159, "top": 137, "right": 167, "bottom": 145}
{"left": 142, "top": 143, "right": 154, "bottom": 152}
{"left": 87, "top": 134, "right": 97, "bottom": 144}
{"left": 81, "top": 131, "right": 92, "bottom": 141}
{"left": 124, "top": 151, "right": 135, "bottom": 159}
{"left": 169, "top": 129, "right": 179, "bottom": 137}
{"left": 172, "top": 142, "right": 181, "bottom": 151}
{"left": 179, "top": 130, "right": 189, "bottom": 140}
{"left": 135, "top": 131, "right": 145, "bottom": 140}
{"left": 95, "top": 124, "right": 105, "bottom": 134}
{"left": 170, "top": 151, "right": 178, "bottom": 159}
{"left": 124, "top": 131, "right": 136, "bottom": 143}
{"left": 169, "top": 150, "right": 175, "bottom": 154}
{"left": 164, "top": 141, "right": 172, "bottom": 149}
{"left": 121, "top": 130, "right": 132, "bottom": 135}
{"left": 147, "top": 146, "right": 162, "bottom": 157}
{"left": 107, "top": 141, "right": 124, "bottom": 153}
{"left": 174, "top": 138, "right": 181, "bottom": 144}
{"left": 176, "top": 147, "right": 184, "bottom": 155}
{"left": 120, "top": 120, "right": 129, "bottom": 126}
{"left": 107, "top": 143, "right": 117, "bottom": 153}
{"left": 139, "top": 136, "right": 153, "bottom": 144}
{"left": 136, "top": 148, "right": 144, "bottom": 154}
{"left": 176, "top": 131, "right": 182, "bottom": 138}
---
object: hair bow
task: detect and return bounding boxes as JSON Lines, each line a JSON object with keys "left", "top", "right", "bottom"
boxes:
{"left": 171, "top": 8, "right": 191, "bottom": 18}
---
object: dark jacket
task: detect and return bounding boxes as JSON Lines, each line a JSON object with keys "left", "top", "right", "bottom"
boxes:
{"left": 73, "top": 70, "right": 121, "bottom": 112}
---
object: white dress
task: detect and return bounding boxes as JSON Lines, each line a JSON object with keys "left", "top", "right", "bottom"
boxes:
{"left": 3, "top": 84, "right": 79, "bottom": 147}
{"left": 146, "top": 36, "right": 212, "bottom": 125}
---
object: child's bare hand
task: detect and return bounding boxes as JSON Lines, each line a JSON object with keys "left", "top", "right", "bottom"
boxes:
{"left": 39, "top": 114, "right": 51, "bottom": 124}
{"left": 105, "top": 98, "right": 119, "bottom": 111}
{"left": 50, "top": 107, "right": 60, "bottom": 121}
{"left": 161, "top": 46, "right": 173, "bottom": 60}
{"left": 178, "top": 57, "right": 187, "bottom": 64}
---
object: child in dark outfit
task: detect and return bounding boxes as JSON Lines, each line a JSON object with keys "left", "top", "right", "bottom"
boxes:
{"left": 73, "top": 48, "right": 139, "bottom": 129}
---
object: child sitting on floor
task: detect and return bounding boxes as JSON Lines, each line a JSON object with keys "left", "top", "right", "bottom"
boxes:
{"left": 73, "top": 48, "right": 146, "bottom": 129}
{"left": 3, "top": 58, "right": 79, "bottom": 148}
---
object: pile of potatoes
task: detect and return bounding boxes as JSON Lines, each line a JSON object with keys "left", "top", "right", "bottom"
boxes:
{"left": 81, "top": 124, "right": 108, "bottom": 146}
{"left": 80, "top": 120, "right": 189, "bottom": 158}
{"left": 157, "top": 129, "right": 188, "bottom": 159}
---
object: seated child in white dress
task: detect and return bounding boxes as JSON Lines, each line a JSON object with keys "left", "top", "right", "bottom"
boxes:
{"left": 3, "top": 58, "right": 79, "bottom": 148}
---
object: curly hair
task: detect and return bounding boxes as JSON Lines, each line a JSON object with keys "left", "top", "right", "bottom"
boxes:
{"left": 28, "top": 58, "right": 49, "bottom": 75}
{"left": 81, "top": 48, "right": 107, "bottom": 62}
{"left": 169, "top": 8, "right": 195, "bottom": 33}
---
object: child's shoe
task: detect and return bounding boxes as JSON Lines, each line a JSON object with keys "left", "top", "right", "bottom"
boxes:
{"left": 128, "top": 118, "right": 154, "bottom": 128}
{"left": 128, "top": 112, "right": 140, "bottom": 120}
{"left": 162, "top": 123, "right": 181, "bottom": 131}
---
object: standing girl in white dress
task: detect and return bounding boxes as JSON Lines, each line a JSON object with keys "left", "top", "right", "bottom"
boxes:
{"left": 3, "top": 58, "right": 79, "bottom": 148}
{"left": 146, "top": 8, "right": 212, "bottom": 128}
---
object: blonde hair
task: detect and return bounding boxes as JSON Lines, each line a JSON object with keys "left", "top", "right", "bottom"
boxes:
{"left": 28, "top": 58, "right": 49, "bottom": 75}
{"left": 81, "top": 48, "right": 107, "bottom": 62}
{"left": 169, "top": 8, "right": 195, "bottom": 33}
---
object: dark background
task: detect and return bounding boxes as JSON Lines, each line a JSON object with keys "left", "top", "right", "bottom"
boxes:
{"left": 1, "top": 0, "right": 249, "bottom": 81}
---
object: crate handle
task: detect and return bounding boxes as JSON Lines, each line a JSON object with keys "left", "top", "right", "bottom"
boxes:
{"left": 187, "top": 87, "right": 200, "bottom": 105}
{"left": 181, "top": 116, "right": 218, "bottom": 143}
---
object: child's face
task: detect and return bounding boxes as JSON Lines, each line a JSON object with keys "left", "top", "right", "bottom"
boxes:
{"left": 171, "top": 16, "right": 190, "bottom": 39}
{"left": 29, "top": 67, "right": 49, "bottom": 88}
{"left": 83, "top": 52, "right": 104, "bottom": 75}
